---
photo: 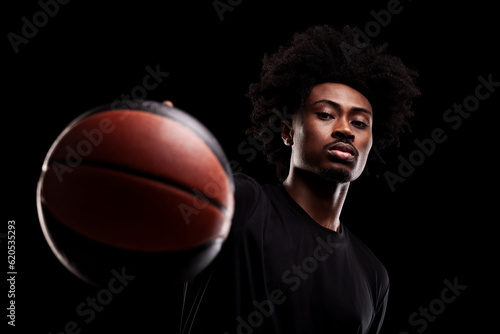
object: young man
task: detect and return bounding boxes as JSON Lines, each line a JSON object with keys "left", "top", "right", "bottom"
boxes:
{"left": 186, "top": 25, "right": 419, "bottom": 334}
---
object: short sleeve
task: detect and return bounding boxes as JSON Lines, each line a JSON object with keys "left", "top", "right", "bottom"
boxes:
{"left": 230, "top": 173, "right": 266, "bottom": 234}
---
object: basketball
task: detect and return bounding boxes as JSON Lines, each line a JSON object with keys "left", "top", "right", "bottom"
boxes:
{"left": 36, "top": 100, "right": 234, "bottom": 287}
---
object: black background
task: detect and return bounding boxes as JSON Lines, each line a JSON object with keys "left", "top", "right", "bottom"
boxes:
{"left": 4, "top": 0, "right": 498, "bottom": 333}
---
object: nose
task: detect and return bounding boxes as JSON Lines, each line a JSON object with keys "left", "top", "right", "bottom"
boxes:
{"left": 332, "top": 118, "right": 355, "bottom": 142}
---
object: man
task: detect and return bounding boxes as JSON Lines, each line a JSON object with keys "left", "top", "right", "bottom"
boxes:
{"left": 185, "top": 24, "right": 419, "bottom": 334}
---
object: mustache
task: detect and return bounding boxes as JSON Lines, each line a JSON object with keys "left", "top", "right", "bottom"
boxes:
{"left": 323, "top": 139, "right": 359, "bottom": 157}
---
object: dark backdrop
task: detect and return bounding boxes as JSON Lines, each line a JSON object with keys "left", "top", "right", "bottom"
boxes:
{"left": 4, "top": 0, "right": 498, "bottom": 333}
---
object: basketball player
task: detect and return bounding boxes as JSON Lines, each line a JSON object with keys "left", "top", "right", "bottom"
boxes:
{"left": 180, "top": 25, "right": 420, "bottom": 334}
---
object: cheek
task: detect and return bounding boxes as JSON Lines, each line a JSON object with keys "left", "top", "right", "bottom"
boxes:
{"left": 290, "top": 124, "right": 323, "bottom": 162}
{"left": 357, "top": 134, "right": 373, "bottom": 163}
{"left": 350, "top": 135, "right": 373, "bottom": 179}
{"left": 294, "top": 123, "right": 327, "bottom": 151}
{"left": 363, "top": 134, "right": 373, "bottom": 153}
{"left": 299, "top": 119, "right": 330, "bottom": 143}
{"left": 296, "top": 132, "right": 335, "bottom": 172}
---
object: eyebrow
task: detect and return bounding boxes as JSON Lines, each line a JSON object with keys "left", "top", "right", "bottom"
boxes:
{"left": 313, "top": 99, "right": 372, "bottom": 116}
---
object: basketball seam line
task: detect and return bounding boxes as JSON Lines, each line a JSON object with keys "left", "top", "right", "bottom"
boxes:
{"left": 49, "top": 160, "right": 230, "bottom": 217}
{"left": 77, "top": 102, "right": 234, "bottom": 190}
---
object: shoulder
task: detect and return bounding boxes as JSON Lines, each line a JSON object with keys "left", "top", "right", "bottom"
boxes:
{"left": 233, "top": 173, "right": 267, "bottom": 208}
{"left": 231, "top": 173, "right": 271, "bottom": 231}
{"left": 234, "top": 173, "right": 262, "bottom": 192}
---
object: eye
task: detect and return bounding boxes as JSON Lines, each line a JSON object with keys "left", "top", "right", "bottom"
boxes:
{"left": 317, "top": 112, "right": 333, "bottom": 120}
{"left": 351, "top": 120, "right": 369, "bottom": 128}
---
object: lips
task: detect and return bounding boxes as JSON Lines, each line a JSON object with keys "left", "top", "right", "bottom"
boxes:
{"left": 326, "top": 142, "right": 357, "bottom": 162}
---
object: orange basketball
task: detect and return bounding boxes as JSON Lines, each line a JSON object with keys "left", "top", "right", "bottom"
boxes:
{"left": 37, "top": 100, "right": 234, "bottom": 286}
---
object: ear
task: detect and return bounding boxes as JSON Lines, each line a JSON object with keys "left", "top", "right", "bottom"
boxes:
{"left": 281, "top": 120, "right": 293, "bottom": 146}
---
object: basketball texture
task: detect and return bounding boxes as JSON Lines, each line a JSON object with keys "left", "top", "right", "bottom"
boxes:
{"left": 37, "top": 100, "right": 234, "bottom": 286}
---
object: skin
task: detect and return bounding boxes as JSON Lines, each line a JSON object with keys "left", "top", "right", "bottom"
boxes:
{"left": 281, "top": 83, "right": 373, "bottom": 232}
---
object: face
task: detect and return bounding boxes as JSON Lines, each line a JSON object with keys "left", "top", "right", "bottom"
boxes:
{"left": 282, "top": 83, "right": 373, "bottom": 183}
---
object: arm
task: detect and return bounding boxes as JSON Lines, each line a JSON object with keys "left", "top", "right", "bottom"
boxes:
{"left": 367, "top": 285, "right": 390, "bottom": 334}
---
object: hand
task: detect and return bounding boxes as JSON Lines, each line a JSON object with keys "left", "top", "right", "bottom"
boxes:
{"left": 163, "top": 100, "right": 174, "bottom": 107}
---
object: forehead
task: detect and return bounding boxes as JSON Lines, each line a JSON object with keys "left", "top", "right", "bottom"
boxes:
{"left": 307, "top": 83, "right": 373, "bottom": 112}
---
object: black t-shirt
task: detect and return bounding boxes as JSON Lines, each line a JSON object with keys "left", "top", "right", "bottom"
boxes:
{"left": 191, "top": 174, "right": 389, "bottom": 334}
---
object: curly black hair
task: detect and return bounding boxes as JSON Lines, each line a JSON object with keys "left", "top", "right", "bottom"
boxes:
{"left": 247, "top": 24, "right": 420, "bottom": 181}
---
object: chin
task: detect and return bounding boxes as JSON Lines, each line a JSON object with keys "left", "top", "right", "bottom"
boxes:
{"left": 317, "top": 165, "right": 353, "bottom": 184}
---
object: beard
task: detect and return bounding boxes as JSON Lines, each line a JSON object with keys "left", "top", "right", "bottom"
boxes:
{"left": 316, "top": 165, "right": 352, "bottom": 184}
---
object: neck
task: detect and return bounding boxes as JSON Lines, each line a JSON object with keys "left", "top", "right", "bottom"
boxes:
{"left": 283, "top": 168, "right": 350, "bottom": 232}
